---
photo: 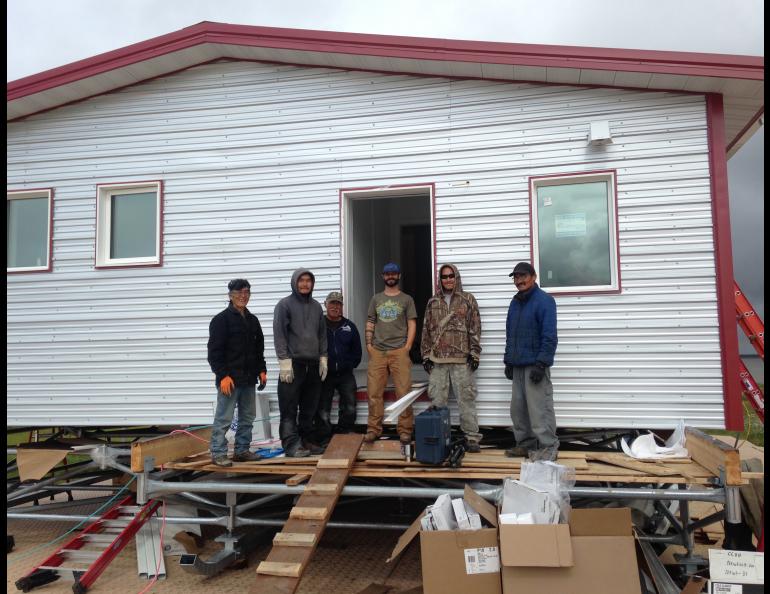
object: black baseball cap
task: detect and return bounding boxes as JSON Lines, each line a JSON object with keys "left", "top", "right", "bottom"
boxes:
{"left": 508, "top": 262, "right": 536, "bottom": 277}
{"left": 228, "top": 278, "right": 251, "bottom": 292}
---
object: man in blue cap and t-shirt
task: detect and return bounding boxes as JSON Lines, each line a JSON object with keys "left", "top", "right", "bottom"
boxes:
{"left": 364, "top": 263, "right": 417, "bottom": 444}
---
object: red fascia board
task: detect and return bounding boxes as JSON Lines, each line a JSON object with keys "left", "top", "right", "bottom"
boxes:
{"left": 705, "top": 94, "right": 743, "bottom": 431}
{"left": 7, "top": 21, "right": 764, "bottom": 101}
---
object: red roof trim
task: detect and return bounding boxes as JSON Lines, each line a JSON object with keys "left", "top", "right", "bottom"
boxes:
{"left": 705, "top": 94, "right": 743, "bottom": 431}
{"left": 8, "top": 21, "right": 764, "bottom": 101}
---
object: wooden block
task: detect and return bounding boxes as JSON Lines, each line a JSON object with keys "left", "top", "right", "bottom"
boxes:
{"left": 130, "top": 428, "right": 212, "bottom": 472}
{"left": 685, "top": 427, "right": 742, "bottom": 485}
{"left": 256, "top": 561, "right": 302, "bottom": 577}
{"left": 273, "top": 532, "right": 317, "bottom": 547}
{"left": 305, "top": 483, "right": 338, "bottom": 495}
{"left": 317, "top": 458, "right": 349, "bottom": 469}
{"left": 285, "top": 474, "right": 311, "bottom": 486}
{"left": 289, "top": 506, "right": 329, "bottom": 520}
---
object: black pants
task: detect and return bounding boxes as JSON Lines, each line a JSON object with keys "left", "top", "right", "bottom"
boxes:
{"left": 313, "top": 370, "right": 358, "bottom": 443}
{"left": 278, "top": 360, "right": 321, "bottom": 453}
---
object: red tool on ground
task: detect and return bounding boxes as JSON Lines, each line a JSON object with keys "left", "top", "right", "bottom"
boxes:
{"left": 15, "top": 495, "right": 160, "bottom": 593}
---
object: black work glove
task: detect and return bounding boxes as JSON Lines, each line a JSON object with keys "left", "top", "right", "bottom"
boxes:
{"left": 422, "top": 359, "right": 434, "bottom": 374}
{"left": 467, "top": 355, "right": 479, "bottom": 372}
{"left": 504, "top": 365, "right": 513, "bottom": 380}
{"left": 529, "top": 363, "right": 546, "bottom": 384}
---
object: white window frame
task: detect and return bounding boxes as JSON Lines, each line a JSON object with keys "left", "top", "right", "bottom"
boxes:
{"left": 7, "top": 188, "right": 53, "bottom": 273}
{"left": 95, "top": 181, "right": 162, "bottom": 268}
{"left": 530, "top": 171, "right": 620, "bottom": 294}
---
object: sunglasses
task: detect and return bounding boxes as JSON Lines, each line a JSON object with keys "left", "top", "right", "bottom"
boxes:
{"left": 440, "top": 273, "right": 456, "bottom": 280}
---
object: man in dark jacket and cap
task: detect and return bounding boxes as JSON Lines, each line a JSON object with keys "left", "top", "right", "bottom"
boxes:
{"left": 274, "top": 268, "right": 328, "bottom": 457}
{"left": 207, "top": 279, "right": 268, "bottom": 467}
{"left": 503, "top": 262, "right": 559, "bottom": 461}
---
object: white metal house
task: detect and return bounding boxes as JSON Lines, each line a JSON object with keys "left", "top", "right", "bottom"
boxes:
{"left": 7, "top": 23, "right": 764, "bottom": 431}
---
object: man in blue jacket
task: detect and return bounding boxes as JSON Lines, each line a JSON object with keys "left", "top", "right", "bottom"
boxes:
{"left": 313, "top": 291, "right": 362, "bottom": 444}
{"left": 503, "top": 262, "right": 559, "bottom": 461}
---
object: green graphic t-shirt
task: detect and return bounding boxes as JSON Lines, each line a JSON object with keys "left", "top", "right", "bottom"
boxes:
{"left": 367, "top": 291, "right": 417, "bottom": 350}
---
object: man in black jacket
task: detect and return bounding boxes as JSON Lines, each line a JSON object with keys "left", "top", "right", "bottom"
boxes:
{"left": 313, "top": 291, "right": 362, "bottom": 443}
{"left": 207, "top": 279, "right": 267, "bottom": 467}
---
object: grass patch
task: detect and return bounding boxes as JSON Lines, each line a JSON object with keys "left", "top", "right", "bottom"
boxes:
{"left": 707, "top": 397, "right": 764, "bottom": 447}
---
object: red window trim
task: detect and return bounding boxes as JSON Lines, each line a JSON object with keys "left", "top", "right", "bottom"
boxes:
{"left": 527, "top": 169, "right": 622, "bottom": 296}
{"left": 7, "top": 187, "right": 54, "bottom": 274}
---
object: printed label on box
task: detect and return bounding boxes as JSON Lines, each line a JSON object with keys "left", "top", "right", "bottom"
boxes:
{"left": 712, "top": 584, "right": 743, "bottom": 594}
{"left": 463, "top": 546, "right": 500, "bottom": 574}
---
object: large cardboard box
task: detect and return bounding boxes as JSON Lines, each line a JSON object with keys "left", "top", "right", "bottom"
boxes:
{"left": 500, "top": 507, "right": 641, "bottom": 594}
{"left": 389, "top": 486, "right": 502, "bottom": 594}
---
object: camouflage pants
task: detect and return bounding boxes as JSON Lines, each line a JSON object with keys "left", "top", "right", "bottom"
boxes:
{"left": 427, "top": 362, "right": 482, "bottom": 443}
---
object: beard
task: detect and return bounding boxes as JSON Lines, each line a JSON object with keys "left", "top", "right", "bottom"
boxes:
{"left": 384, "top": 278, "right": 399, "bottom": 286}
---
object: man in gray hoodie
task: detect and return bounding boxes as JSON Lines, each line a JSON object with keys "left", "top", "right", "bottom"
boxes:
{"left": 274, "top": 269, "right": 328, "bottom": 457}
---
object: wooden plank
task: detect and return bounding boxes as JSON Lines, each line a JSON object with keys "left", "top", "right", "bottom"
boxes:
{"left": 316, "top": 458, "right": 350, "bottom": 469}
{"left": 251, "top": 433, "right": 364, "bottom": 594}
{"left": 289, "top": 507, "right": 329, "bottom": 521}
{"left": 304, "top": 483, "right": 339, "bottom": 495}
{"left": 256, "top": 561, "right": 302, "bottom": 577}
{"left": 684, "top": 427, "right": 742, "bottom": 485}
{"left": 285, "top": 474, "right": 311, "bottom": 486}
{"left": 273, "top": 532, "right": 317, "bottom": 547}
{"left": 130, "top": 428, "right": 211, "bottom": 472}
{"left": 585, "top": 452, "right": 681, "bottom": 476}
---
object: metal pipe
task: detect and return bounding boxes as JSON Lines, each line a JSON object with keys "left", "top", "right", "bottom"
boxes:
{"left": 235, "top": 493, "right": 286, "bottom": 514}
{"left": 6, "top": 463, "right": 99, "bottom": 501}
{"left": 724, "top": 485, "right": 742, "bottom": 524}
{"left": 7, "top": 512, "right": 409, "bottom": 531}
{"left": 147, "top": 479, "right": 725, "bottom": 503}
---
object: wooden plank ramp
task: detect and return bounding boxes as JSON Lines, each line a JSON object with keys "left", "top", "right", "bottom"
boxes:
{"left": 252, "top": 433, "right": 363, "bottom": 594}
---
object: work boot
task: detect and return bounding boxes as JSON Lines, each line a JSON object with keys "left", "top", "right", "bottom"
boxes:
{"left": 303, "top": 441, "right": 326, "bottom": 456}
{"left": 232, "top": 451, "right": 263, "bottom": 463}
{"left": 285, "top": 446, "right": 311, "bottom": 458}
{"left": 363, "top": 432, "right": 379, "bottom": 443}
{"left": 529, "top": 447, "right": 558, "bottom": 462}
{"left": 211, "top": 455, "right": 233, "bottom": 467}
{"left": 399, "top": 434, "right": 412, "bottom": 445}
{"left": 466, "top": 441, "right": 481, "bottom": 453}
{"left": 504, "top": 445, "right": 529, "bottom": 458}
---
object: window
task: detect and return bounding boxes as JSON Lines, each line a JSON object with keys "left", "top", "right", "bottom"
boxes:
{"left": 7, "top": 189, "right": 53, "bottom": 273}
{"left": 96, "top": 182, "right": 162, "bottom": 267}
{"left": 530, "top": 171, "right": 619, "bottom": 293}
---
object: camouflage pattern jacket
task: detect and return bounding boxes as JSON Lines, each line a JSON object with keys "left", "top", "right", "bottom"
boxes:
{"left": 420, "top": 263, "right": 482, "bottom": 364}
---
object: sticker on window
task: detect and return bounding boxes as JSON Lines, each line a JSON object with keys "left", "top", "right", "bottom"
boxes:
{"left": 463, "top": 546, "right": 500, "bottom": 574}
{"left": 554, "top": 213, "right": 587, "bottom": 237}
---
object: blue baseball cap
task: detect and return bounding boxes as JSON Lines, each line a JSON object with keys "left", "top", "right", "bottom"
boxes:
{"left": 382, "top": 262, "right": 401, "bottom": 274}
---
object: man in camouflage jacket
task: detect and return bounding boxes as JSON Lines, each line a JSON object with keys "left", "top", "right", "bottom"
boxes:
{"left": 420, "top": 263, "right": 482, "bottom": 451}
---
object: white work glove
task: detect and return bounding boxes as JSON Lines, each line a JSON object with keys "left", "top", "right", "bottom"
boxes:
{"left": 319, "top": 356, "right": 328, "bottom": 382}
{"left": 278, "top": 359, "right": 294, "bottom": 384}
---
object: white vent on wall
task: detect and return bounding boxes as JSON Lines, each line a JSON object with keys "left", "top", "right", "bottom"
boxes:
{"left": 588, "top": 121, "right": 613, "bottom": 145}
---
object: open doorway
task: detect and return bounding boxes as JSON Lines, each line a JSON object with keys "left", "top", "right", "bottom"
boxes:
{"left": 341, "top": 185, "right": 434, "bottom": 368}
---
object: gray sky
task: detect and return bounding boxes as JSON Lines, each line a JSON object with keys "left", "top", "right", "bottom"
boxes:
{"left": 7, "top": 0, "right": 764, "bottom": 349}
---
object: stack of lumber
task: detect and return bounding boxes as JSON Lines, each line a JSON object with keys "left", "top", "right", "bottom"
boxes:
{"left": 163, "top": 441, "right": 719, "bottom": 484}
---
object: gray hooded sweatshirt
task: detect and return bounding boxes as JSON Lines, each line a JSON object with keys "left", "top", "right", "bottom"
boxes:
{"left": 273, "top": 268, "right": 327, "bottom": 361}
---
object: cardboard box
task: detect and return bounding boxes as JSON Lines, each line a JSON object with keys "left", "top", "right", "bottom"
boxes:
{"left": 500, "top": 507, "right": 641, "bottom": 594}
{"left": 389, "top": 486, "right": 501, "bottom": 594}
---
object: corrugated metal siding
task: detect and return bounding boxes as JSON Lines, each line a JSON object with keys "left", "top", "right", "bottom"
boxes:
{"left": 7, "top": 60, "right": 724, "bottom": 428}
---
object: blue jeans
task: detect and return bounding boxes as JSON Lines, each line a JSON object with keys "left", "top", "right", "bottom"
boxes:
{"left": 210, "top": 385, "right": 257, "bottom": 457}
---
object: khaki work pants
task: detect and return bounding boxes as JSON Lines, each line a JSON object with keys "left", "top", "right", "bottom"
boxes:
{"left": 366, "top": 347, "right": 414, "bottom": 438}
